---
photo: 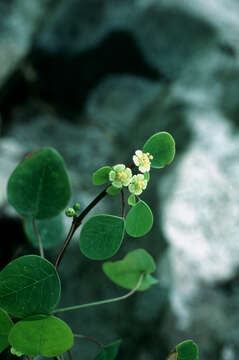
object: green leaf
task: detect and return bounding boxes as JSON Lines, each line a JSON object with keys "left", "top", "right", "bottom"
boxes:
{"left": 0, "top": 255, "right": 61, "bottom": 318}
{"left": 144, "top": 172, "right": 150, "bottom": 181}
{"left": 167, "top": 340, "right": 199, "bottom": 360}
{"left": 24, "top": 214, "right": 64, "bottom": 249}
{"left": 79, "top": 215, "right": 125, "bottom": 260}
{"left": 8, "top": 315, "right": 73, "bottom": 357}
{"left": 143, "top": 132, "right": 175, "bottom": 168}
{"left": 7, "top": 147, "right": 72, "bottom": 219}
{"left": 103, "top": 249, "right": 158, "bottom": 291}
{"left": 106, "top": 185, "right": 121, "bottom": 196}
{"left": 177, "top": 340, "right": 199, "bottom": 360}
{"left": 125, "top": 200, "right": 153, "bottom": 237}
{"left": 95, "top": 340, "right": 121, "bottom": 360}
{"left": 128, "top": 194, "right": 136, "bottom": 206}
{"left": 0, "top": 308, "right": 14, "bottom": 352}
{"left": 93, "top": 166, "right": 112, "bottom": 185}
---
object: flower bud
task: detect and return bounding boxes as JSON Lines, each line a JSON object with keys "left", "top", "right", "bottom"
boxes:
{"left": 73, "top": 203, "right": 81, "bottom": 212}
{"left": 65, "top": 207, "right": 76, "bottom": 217}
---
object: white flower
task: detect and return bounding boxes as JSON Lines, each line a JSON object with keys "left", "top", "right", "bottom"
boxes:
{"left": 128, "top": 174, "right": 148, "bottom": 195}
{"left": 109, "top": 164, "right": 132, "bottom": 188}
{"left": 133, "top": 150, "right": 153, "bottom": 173}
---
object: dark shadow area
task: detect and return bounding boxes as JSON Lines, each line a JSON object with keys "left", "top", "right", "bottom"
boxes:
{"left": 30, "top": 30, "right": 164, "bottom": 112}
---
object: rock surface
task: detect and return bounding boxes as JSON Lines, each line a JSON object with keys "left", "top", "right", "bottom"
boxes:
{"left": 161, "top": 112, "right": 239, "bottom": 359}
{"left": 0, "top": 0, "right": 56, "bottom": 87}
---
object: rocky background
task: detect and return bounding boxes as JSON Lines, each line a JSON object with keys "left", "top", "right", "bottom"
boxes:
{"left": 1, "top": 0, "right": 239, "bottom": 359}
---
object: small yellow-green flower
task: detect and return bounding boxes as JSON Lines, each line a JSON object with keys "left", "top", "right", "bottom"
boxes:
{"left": 109, "top": 164, "right": 132, "bottom": 188}
{"left": 133, "top": 150, "right": 153, "bottom": 173}
{"left": 128, "top": 174, "right": 148, "bottom": 195}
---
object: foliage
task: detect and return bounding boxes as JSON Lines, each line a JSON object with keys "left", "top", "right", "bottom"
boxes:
{"left": 0, "top": 131, "right": 199, "bottom": 359}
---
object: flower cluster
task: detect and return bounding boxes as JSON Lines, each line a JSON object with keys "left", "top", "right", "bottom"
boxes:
{"left": 109, "top": 164, "right": 132, "bottom": 188}
{"left": 109, "top": 150, "right": 153, "bottom": 195}
{"left": 133, "top": 150, "right": 153, "bottom": 173}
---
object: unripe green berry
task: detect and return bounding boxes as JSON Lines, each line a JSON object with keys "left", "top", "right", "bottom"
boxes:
{"left": 65, "top": 208, "right": 76, "bottom": 217}
{"left": 73, "top": 203, "right": 81, "bottom": 212}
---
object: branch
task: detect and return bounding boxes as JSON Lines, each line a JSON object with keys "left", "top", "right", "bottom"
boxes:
{"left": 51, "top": 272, "right": 145, "bottom": 314}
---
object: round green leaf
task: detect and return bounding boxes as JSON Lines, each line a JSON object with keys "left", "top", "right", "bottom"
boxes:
{"left": 0, "top": 308, "right": 13, "bottom": 352}
{"left": 8, "top": 315, "right": 73, "bottom": 357}
{"left": 177, "top": 340, "right": 199, "bottom": 360}
{"left": 95, "top": 339, "right": 121, "bottom": 360}
{"left": 143, "top": 132, "right": 175, "bottom": 168}
{"left": 125, "top": 200, "right": 153, "bottom": 237}
{"left": 79, "top": 215, "right": 125, "bottom": 260}
{"left": 7, "top": 147, "right": 72, "bottom": 219}
{"left": 103, "top": 249, "right": 158, "bottom": 291}
{"left": 93, "top": 166, "right": 112, "bottom": 185}
{"left": 106, "top": 185, "right": 121, "bottom": 196}
{"left": 128, "top": 194, "right": 136, "bottom": 206}
{"left": 0, "top": 255, "right": 61, "bottom": 318}
{"left": 24, "top": 214, "right": 64, "bottom": 249}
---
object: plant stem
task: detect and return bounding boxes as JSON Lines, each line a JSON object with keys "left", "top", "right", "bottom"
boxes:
{"left": 74, "top": 334, "right": 103, "bottom": 348}
{"left": 51, "top": 272, "right": 144, "bottom": 314}
{"left": 67, "top": 350, "right": 72, "bottom": 360}
{"left": 32, "top": 218, "right": 44, "bottom": 258}
{"left": 55, "top": 186, "right": 108, "bottom": 269}
{"left": 54, "top": 161, "right": 137, "bottom": 269}
{"left": 55, "top": 217, "right": 78, "bottom": 268}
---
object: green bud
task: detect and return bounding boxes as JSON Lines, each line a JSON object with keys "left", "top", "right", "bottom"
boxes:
{"left": 73, "top": 203, "right": 81, "bottom": 211}
{"left": 128, "top": 194, "right": 136, "bottom": 206}
{"left": 65, "top": 208, "right": 76, "bottom": 217}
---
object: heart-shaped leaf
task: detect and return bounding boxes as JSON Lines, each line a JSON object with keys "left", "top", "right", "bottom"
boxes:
{"left": 79, "top": 215, "right": 125, "bottom": 260}
{"left": 103, "top": 249, "right": 158, "bottom": 291}
{"left": 143, "top": 132, "right": 175, "bottom": 168}
{"left": 0, "top": 308, "right": 13, "bottom": 352}
{"left": 0, "top": 255, "right": 61, "bottom": 318}
{"left": 125, "top": 200, "right": 153, "bottom": 237}
{"left": 24, "top": 214, "right": 64, "bottom": 249}
{"left": 8, "top": 315, "right": 73, "bottom": 357}
{"left": 94, "top": 339, "right": 121, "bottom": 360}
{"left": 93, "top": 166, "right": 112, "bottom": 185}
{"left": 167, "top": 340, "right": 199, "bottom": 360}
{"left": 7, "top": 147, "right": 71, "bottom": 219}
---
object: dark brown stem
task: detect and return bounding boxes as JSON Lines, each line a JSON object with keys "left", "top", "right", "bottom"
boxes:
{"left": 55, "top": 217, "right": 78, "bottom": 269}
{"left": 121, "top": 189, "right": 126, "bottom": 218}
{"left": 54, "top": 161, "right": 137, "bottom": 269}
{"left": 67, "top": 349, "right": 73, "bottom": 360}
{"left": 55, "top": 187, "right": 108, "bottom": 269}
{"left": 75, "top": 187, "right": 108, "bottom": 226}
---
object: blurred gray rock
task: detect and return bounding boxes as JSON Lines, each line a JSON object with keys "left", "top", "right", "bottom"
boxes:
{"left": 35, "top": 0, "right": 239, "bottom": 79}
{"left": 160, "top": 112, "right": 239, "bottom": 358}
{"left": 0, "top": 138, "right": 25, "bottom": 210}
{"left": 37, "top": 0, "right": 136, "bottom": 54}
{"left": 0, "top": 0, "right": 55, "bottom": 87}
{"left": 85, "top": 75, "right": 160, "bottom": 136}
